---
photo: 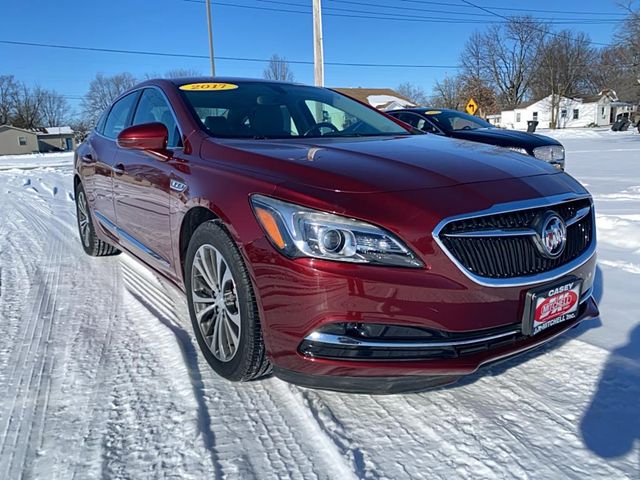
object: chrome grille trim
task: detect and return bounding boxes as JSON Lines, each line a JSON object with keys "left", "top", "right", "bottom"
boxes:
{"left": 432, "top": 193, "right": 596, "bottom": 288}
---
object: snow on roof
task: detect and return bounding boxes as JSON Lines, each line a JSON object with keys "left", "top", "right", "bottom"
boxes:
{"left": 42, "top": 126, "right": 74, "bottom": 135}
{"left": 333, "top": 88, "right": 416, "bottom": 108}
{"left": 366, "top": 94, "right": 415, "bottom": 108}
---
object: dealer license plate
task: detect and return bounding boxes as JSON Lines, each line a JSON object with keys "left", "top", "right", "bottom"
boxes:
{"left": 522, "top": 277, "right": 582, "bottom": 336}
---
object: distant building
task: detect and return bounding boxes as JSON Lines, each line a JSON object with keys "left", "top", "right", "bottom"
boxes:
{"left": 0, "top": 125, "right": 40, "bottom": 155}
{"left": 0, "top": 125, "right": 75, "bottom": 155}
{"left": 333, "top": 88, "right": 416, "bottom": 111}
{"left": 495, "top": 90, "right": 636, "bottom": 130}
{"left": 36, "top": 126, "right": 76, "bottom": 153}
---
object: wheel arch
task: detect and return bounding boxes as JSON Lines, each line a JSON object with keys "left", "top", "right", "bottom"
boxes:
{"left": 178, "top": 206, "right": 220, "bottom": 278}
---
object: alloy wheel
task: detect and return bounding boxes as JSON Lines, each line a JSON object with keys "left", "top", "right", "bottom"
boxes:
{"left": 191, "top": 244, "right": 242, "bottom": 362}
{"left": 77, "top": 191, "right": 91, "bottom": 247}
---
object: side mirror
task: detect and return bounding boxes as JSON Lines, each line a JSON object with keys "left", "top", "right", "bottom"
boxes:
{"left": 117, "top": 122, "right": 168, "bottom": 151}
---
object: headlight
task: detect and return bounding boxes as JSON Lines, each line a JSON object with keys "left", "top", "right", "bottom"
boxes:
{"left": 533, "top": 145, "right": 565, "bottom": 163}
{"left": 250, "top": 195, "right": 423, "bottom": 268}
{"left": 507, "top": 147, "right": 528, "bottom": 155}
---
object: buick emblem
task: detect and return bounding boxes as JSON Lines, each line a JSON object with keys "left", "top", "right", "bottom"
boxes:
{"left": 534, "top": 211, "right": 567, "bottom": 259}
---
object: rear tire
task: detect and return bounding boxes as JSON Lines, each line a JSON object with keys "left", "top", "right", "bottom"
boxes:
{"left": 185, "top": 220, "right": 271, "bottom": 381}
{"left": 75, "top": 183, "right": 120, "bottom": 257}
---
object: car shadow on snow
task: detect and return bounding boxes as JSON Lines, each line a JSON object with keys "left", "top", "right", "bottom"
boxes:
{"left": 579, "top": 324, "right": 640, "bottom": 460}
{"left": 579, "top": 265, "right": 639, "bottom": 461}
{"left": 439, "top": 266, "right": 638, "bottom": 463}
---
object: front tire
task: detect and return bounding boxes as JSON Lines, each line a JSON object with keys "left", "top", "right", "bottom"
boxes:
{"left": 75, "top": 183, "right": 120, "bottom": 257}
{"left": 185, "top": 221, "right": 270, "bottom": 381}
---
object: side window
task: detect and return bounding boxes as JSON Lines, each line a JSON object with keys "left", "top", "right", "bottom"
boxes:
{"left": 132, "top": 89, "right": 182, "bottom": 148}
{"left": 103, "top": 92, "right": 138, "bottom": 139}
{"left": 96, "top": 110, "right": 108, "bottom": 134}
{"left": 398, "top": 112, "right": 433, "bottom": 132}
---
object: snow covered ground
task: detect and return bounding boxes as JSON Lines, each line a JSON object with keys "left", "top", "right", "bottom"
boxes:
{"left": 0, "top": 130, "right": 638, "bottom": 479}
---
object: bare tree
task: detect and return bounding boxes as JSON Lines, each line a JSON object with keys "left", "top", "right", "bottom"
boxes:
{"left": 81, "top": 72, "right": 137, "bottom": 125}
{"left": 144, "top": 68, "right": 203, "bottom": 80}
{"left": 430, "top": 75, "right": 463, "bottom": 109}
{"left": 610, "top": 5, "right": 640, "bottom": 102}
{"left": 263, "top": 55, "right": 295, "bottom": 81}
{"left": 12, "top": 84, "right": 45, "bottom": 129}
{"left": 461, "top": 17, "right": 548, "bottom": 109}
{"left": 164, "top": 68, "right": 202, "bottom": 78}
{"left": 40, "top": 90, "right": 70, "bottom": 127}
{"left": 532, "top": 31, "right": 596, "bottom": 128}
{"left": 0, "top": 75, "right": 18, "bottom": 125}
{"left": 396, "top": 82, "right": 429, "bottom": 106}
{"left": 69, "top": 116, "right": 93, "bottom": 143}
{"left": 589, "top": 45, "right": 639, "bottom": 102}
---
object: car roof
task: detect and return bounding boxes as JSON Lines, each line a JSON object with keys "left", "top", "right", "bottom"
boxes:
{"left": 165, "top": 76, "right": 305, "bottom": 87}
{"left": 388, "top": 107, "right": 459, "bottom": 115}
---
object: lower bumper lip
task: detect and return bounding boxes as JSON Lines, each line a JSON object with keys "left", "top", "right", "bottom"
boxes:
{"left": 301, "top": 286, "right": 594, "bottom": 355}
{"left": 276, "top": 295, "right": 599, "bottom": 393}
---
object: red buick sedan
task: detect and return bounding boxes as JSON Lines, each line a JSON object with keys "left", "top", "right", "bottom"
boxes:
{"left": 75, "top": 78, "right": 598, "bottom": 393}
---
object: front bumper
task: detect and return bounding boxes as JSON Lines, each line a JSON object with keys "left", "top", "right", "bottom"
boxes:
{"left": 273, "top": 295, "right": 598, "bottom": 393}
{"left": 244, "top": 235, "right": 598, "bottom": 392}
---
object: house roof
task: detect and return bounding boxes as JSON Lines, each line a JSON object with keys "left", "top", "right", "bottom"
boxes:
{"left": 0, "top": 124, "right": 74, "bottom": 136}
{"left": 0, "top": 124, "right": 39, "bottom": 136}
{"left": 332, "top": 88, "right": 416, "bottom": 108}
{"left": 42, "top": 126, "right": 73, "bottom": 135}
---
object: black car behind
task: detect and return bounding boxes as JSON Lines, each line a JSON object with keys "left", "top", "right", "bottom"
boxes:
{"left": 388, "top": 108, "right": 566, "bottom": 170}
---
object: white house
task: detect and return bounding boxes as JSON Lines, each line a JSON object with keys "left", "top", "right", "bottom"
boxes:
{"left": 495, "top": 90, "right": 636, "bottom": 130}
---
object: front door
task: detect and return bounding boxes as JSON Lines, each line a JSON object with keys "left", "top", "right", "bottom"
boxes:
{"left": 112, "top": 88, "right": 183, "bottom": 275}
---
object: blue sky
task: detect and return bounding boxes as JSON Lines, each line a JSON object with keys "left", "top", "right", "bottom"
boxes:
{"left": 0, "top": 0, "right": 629, "bottom": 113}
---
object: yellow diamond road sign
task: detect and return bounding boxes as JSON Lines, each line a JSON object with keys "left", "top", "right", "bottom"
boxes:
{"left": 466, "top": 98, "right": 478, "bottom": 115}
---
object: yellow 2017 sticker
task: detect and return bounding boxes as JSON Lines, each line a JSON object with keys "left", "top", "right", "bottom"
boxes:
{"left": 424, "top": 110, "right": 442, "bottom": 115}
{"left": 179, "top": 83, "right": 238, "bottom": 91}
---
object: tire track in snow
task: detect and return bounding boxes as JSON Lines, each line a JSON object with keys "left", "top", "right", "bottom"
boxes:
{"left": 0, "top": 237, "right": 62, "bottom": 479}
{"left": 119, "top": 257, "right": 355, "bottom": 479}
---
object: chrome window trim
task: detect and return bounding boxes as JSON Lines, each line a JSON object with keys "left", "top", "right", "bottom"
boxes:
{"left": 432, "top": 192, "right": 596, "bottom": 288}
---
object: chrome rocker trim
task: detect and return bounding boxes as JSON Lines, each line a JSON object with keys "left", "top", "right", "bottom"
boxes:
{"left": 432, "top": 192, "right": 596, "bottom": 288}
{"left": 94, "top": 211, "right": 171, "bottom": 268}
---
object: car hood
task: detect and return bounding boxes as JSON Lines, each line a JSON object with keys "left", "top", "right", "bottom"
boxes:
{"left": 206, "top": 134, "right": 560, "bottom": 194}
{"left": 449, "top": 128, "right": 560, "bottom": 149}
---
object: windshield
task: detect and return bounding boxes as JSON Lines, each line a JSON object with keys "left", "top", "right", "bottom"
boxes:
{"left": 424, "top": 110, "right": 494, "bottom": 132}
{"left": 180, "top": 81, "right": 411, "bottom": 139}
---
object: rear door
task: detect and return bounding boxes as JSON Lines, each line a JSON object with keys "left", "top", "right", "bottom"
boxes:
{"left": 111, "top": 87, "right": 182, "bottom": 274}
{"left": 85, "top": 92, "right": 139, "bottom": 233}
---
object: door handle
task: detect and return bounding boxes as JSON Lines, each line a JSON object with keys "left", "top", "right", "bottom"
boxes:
{"left": 112, "top": 163, "right": 125, "bottom": 176}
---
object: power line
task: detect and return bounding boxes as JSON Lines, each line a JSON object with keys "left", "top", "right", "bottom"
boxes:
{"left": 398, "top": 0, "right": 627, "bottom": 17}
{"left": 1, "top": 39, "right": 630, "bottom": 71}
{"left": 0, "top": 39, "right": 461, "bottom": 68}
{"left": 327, "top": 0, "right": 625, "bottom": 22}
{"left": 268, "top": 0, "right": 624, "bottom": 24}
{"left": 458, "top": 0, "right": 614, "bottom": 47}
{"left": 183, "top": 0, "right": 625, "bottom": 25}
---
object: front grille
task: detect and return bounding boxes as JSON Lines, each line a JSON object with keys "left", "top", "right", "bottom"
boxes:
{"left": 438, "top": 198, "right": 593, "bottom": 279}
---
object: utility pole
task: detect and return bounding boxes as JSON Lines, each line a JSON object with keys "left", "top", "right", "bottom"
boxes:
{"left": 206, "top": 0, "right": 215, "bottom": 76}
{"left": 312, "top": 0, "right": 324, "bottom": 86}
